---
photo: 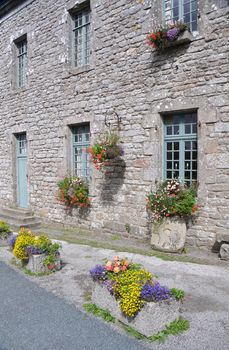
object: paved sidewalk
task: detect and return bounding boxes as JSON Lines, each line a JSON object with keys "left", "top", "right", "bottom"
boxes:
{"left": 0, "top": 241, "right": 229, "bottom": 350}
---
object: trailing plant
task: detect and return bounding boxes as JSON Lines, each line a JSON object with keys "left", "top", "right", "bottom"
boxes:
{"left": 88, "top": 132, "right": 124, "bottom": 173}
{"left": 147, "top": 180, "right": 197, "bottom": 221}
{"left": 57, "top": 176, "right": 91, "bottom": 208}
{"left": 83, "top": 303, "right": 116, "bottom": 323}
{"left": 147, "top": 22, "right": 189, "bottom": 51}
{"left": 8, "top": 234, "right": 18, "bottom": 250}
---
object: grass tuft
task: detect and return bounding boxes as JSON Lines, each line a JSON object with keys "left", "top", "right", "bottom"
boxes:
{"left": 83, "top": 303, "right": 116, "bottom": 323}
{"left": 148, "top": 319, "right": 189, "bottom": 342}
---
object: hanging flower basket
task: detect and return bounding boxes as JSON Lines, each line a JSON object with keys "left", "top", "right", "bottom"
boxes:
{"left": 88, "top": 133, "right": 124, "bottom": 173}
{"left": 57, "top": 176, "right": 91, "bottom": 208}
{"left": 147, "top": 22, "right": 191, "bottom": 51}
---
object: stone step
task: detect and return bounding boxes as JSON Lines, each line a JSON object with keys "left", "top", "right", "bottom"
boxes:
{"left": 0, "top": 206, "right": 41, "bottom": 232}
{"left": 0, "top": 206, "right": 33, "bottom": 216}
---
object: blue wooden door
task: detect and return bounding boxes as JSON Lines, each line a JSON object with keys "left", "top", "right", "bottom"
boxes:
{"left": 16, "top": 133, "right": 28, "bottom": 208}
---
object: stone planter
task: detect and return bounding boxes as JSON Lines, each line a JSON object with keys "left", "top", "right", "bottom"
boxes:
{"left": 27, "top": 253, "right": 47, "bottom": 273}
{"left": 27, "top": 253, "right": 61, "bottom": 273}
{"left": 91, "top": 284, "right": 180, "bottom": 337}
{"left": 150, "top": 217, "right": 186, "bottom": 253}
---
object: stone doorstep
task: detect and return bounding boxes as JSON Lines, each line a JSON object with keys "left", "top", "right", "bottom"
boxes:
{"left": 91, "top": 284, "right": 180, "bottom": 337}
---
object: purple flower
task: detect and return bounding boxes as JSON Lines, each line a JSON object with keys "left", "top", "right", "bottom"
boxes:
{"left": 8, "top": 235, "right": 18, "bottom": 249}
{"left": 140, "top": 282, "right": 172, "bottom": 302}
{"left": 90, "top": 265, "right": 106, "bottom": 282}
{"left": 103, "top": 279, "right": 115, "bottom": 294}
{"left": 24, "top": 245, "right": 45, "bottom": 256}
{"left": 166, "top": 28, "right": 180, "bottom": 41}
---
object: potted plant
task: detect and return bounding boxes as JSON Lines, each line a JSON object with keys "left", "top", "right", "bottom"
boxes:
{"left": 88, "top": 132, "right": 124, "bottom": 173}
{"left": 13, "top": 227, "right": 61, "bottom": 273}
{"left": 0, "top": 221, "right": 12, "bottom": 246}
{"left": 147, "top": 22, "right": 192, "bottom": 51}
{"left": 147, "top": 180, "right": 197, "bottom": 252}
{"left": 57, "top": 176, "right": 91, "bottom": 209}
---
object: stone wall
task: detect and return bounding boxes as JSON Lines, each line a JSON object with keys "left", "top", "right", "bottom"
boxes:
{"left": 0, "top": 0, "right": 228, "bottom": 248}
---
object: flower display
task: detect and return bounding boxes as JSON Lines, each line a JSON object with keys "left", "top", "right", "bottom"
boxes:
{"left": 147, "top": 22, "right": 189, "bottom": 51}
{"left": 12, "top": 228, "right": 61, "bottom": 272}
{"left": 57, "top": 176, "right": 91, "bottom": 208}
{"left": 89, "top": 257, "right": 183, "bottom": 319}
{"left": 88, "top": 133, "right": 123, "bottom": 173}
{"left": 147, "top": 180, "right": 197, "bottom": 221}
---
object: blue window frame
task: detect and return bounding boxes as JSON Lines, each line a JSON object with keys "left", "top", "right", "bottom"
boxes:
{"left": 72, "top": 7, "right": 90, "bottom": 67}
{"left": 163, "top": 0, "right": 197, "bottom": 32}
{"left": 164, "top": 113, "right": 197, "bottom": 185}
{"left": 16, "top": 37, "right": 27, "bottom": 87}
{"left": 71, "top": 124, "right": 90, "bottom": 179}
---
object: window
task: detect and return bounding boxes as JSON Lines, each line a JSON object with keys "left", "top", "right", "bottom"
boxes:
{"left": 163, "top": 0, "right": 197, "bottom": 32}
{"left": 164, "top": 113, "right": 197, "bottom": 185}
{"left": 72, "top": 6, "right": 91, "bottom": 67}
{"left": 16, "top": 37, "right": 27, "bottom": 87}
{"left": 71, "top": 124, "right": 90, "bottom": 179}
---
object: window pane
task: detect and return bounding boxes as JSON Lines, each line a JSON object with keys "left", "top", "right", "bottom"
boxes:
{"left": 73, "top": 9, "right": 91, "bottom": 67}
{"left": 72, "top": 124, "right": 90, "bottom": 179}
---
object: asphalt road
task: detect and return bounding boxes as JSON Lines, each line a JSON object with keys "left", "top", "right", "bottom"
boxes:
{"left": 0, "top": 262, "right": 148, "bottom": 350}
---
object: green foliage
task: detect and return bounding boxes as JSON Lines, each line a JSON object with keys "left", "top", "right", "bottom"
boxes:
{"left": 171, "top": 288, "right": 185, "bottom": 301}
{"left": 147, "top": 180, "right": 197, "bottom": 221}
{"left": 23, "top": 268, "right": 49, "bottom": 277}
{"left": 120, "top": 323, "right": 145, "bottom": 340}
{"left": 57, "top": 176, "right": 90, "bottom": 208}
{"left": 83, "top": 303, "right": 116, "bottom": 323}
{"left": 148, "top": 319, "right": 190, "bottom": 342}
{"left": 0, "top": 221, "right": 11, "bottom": 238}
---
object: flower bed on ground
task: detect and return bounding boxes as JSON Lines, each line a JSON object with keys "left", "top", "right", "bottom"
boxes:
{"left": 89, "top": 256, "right": 185, "bottom": 337}
{"left": 11, "top": 227, "right": 62, "bottom": 273}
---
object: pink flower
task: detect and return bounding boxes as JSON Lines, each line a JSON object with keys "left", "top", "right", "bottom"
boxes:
{"left": 114, "top": 256, "right": 120, "bottom": 261}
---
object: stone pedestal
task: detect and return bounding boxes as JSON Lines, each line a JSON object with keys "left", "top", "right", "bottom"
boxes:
{"left": 151, "top": 218, "right": 186, "bottom": 253}
{"left": 91, "top": 284, "right": 180, "bottom": 337}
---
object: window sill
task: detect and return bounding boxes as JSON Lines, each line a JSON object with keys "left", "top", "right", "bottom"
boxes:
{"left": 63, "top": 65, "right": 94, "bottom": 78}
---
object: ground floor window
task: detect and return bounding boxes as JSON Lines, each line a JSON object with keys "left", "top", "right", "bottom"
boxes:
{"left": 163, "top": 112, "right": 197, "bottom": 185}
{"left": 71, "top": 124, "right": 90, "bottom": 179}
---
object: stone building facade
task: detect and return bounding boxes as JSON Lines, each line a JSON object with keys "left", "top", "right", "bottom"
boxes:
{"left": 0, "top": 0, "right": 228, "bottom": 248}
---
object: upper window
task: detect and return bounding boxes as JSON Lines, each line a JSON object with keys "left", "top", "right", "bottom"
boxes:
{"left": 16, "top": 36, "right": 27, "bottom": 87}
{"left": 71, "top": 124, "right": 90, "bottom": 179}
{"left": 72, "top": 7, "right": 91, "bottom": 67}
{"left": 163, "top": 0, "right": 197, "bottom": 32}
{"left": 163, "top": 113, "right": 197, "bottom": 185}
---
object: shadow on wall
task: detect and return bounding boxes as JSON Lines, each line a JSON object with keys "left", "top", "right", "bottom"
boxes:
{"left": 100, "top": 158, "right": 126, "bottom": 203}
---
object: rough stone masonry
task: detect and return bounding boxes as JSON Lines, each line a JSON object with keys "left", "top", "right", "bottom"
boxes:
{"left": 0, "top": 0, "right": 228, "bottom": 249}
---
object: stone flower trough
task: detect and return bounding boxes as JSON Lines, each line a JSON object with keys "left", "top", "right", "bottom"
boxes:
{"left": 92, "top": 283, "right": 180, "bottom": 337}
{"left": 27, "top": 253, "right": 61, "bottom": 273}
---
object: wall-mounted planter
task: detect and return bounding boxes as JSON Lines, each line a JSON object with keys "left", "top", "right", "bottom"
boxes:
{"left": 91, "top": 284, "right": 181, "bottom": 337}
{"left": 166, "top": 30, "right": 193, "bottom": 48}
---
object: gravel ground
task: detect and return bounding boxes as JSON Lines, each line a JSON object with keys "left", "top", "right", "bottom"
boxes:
{"left": 0, "top": 242, "right": 229, "bottom": 350}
